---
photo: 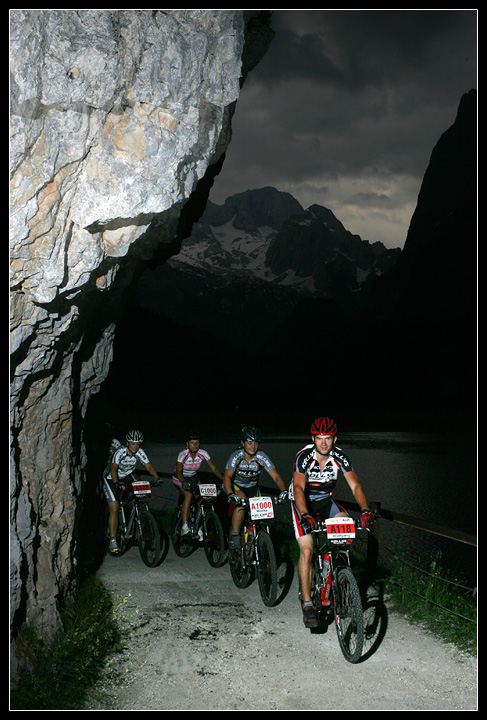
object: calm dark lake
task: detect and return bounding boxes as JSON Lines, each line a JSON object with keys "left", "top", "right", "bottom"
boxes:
{"left": 145, "top": 431, "right": 477, "bottom": 586}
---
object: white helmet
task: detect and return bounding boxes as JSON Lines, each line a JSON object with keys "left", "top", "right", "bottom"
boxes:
{"left": 126, "top": 429, "right": 144, "bottom": 443}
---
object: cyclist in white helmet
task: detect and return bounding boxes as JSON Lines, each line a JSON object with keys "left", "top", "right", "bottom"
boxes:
{"left": 103, "top": 429, "right": 161, "bottom": 554}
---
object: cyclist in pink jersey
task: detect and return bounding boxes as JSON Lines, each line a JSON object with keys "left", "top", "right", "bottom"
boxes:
{"left": 173, "top": 433, "right": 224, "bottom": 536}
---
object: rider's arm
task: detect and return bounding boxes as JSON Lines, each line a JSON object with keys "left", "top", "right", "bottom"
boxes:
{"left": 144, "top": 461, "right": 159, "bottom": 481}
{"left": 207, "top": 458, "right": 223, "bottom": 480}
{"left": 292, "top": 470, "right": 309, "bottom": 515}
{"left": 110, "top": 462, "right": 120, "bottom": 484}
{"left": 175, "top": 461, "right": 186, "bottom": 487}
{"left": 343, "top": 470, "right": 369, "bottom": 512}
{"left": 223, "top": 468, "right": 234, "bottom": 495}
{"left": 268, "top": 467, "right": 286, "bottom": 492}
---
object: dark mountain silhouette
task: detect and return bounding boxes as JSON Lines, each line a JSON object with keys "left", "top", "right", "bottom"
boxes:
{"left": 266, "top": 89, "right": 477, "bottom": 430}
{"left": 134, "top": 187, "right": 400, "bottom": 343}
{"left": 104, "top": 89, "right": 476, "bottom": 435}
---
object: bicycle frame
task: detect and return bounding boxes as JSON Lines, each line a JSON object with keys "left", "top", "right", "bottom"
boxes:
{"left": 181, "top": 482, "right": 219, "bottom": 537}
{"left": 118, "top": 497, "right": 144, "bottom": 540}
{"left": 228, "top": 494, "right": 285, "bottom": 606}
{"left": 231, "top": 496, "right": 276, "bottom": 560}
{"left": 309, "top": 516, "right": 365, "bottom": 663}
{"left": 106, "top": 478, "right": 161, "bottom": 567}
{"left": 119, "top": 481, "right": 154, "bottom": 540}
{"left": 312, "top": 523, "right": 352, "bottom": 606}
{"left": 171, "top": 480, "right": 227, "bottom": 567}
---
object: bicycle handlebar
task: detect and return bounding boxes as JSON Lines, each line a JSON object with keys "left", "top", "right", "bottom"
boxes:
{"left": 227, "top": 491, "right": 288, "bottom": 507}
{"left": 181, "top": 480, "right": 224, "bottom": 495}
{"left": 309, "top": 517, "right": 370, "bottom": 533}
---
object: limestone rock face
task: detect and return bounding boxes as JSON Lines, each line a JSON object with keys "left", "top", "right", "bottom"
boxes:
{"left": 9, "top": 9, "right": 271, "bottom": 672}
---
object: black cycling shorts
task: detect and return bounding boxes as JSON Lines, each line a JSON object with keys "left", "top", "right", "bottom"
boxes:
{"left": 233, "top": 481, "right": 261, "bottom": 499}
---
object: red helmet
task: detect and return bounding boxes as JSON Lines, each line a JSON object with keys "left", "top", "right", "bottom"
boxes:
{"left": 310, "top": 417, "right": 337, "bottom": 436}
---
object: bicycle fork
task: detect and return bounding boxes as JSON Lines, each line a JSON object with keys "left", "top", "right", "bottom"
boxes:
{"left": 192, "top": 506, "right": 204, "bottom": 539}
{"left": 119, "top": 504, "right": 129, "bottom": 537}
{"left": 317, "top": 551, "right": 333, "bottom": 606}
{"left": 235, "top": 524, "right": 254, "bottom": 568}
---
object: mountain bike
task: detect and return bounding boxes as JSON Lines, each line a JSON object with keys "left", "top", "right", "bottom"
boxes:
{"left": 307, "top": 516, "right": 365, "bottom": 663}
{"left": 104, "top": 478, "right": 161, "bottom": 567}
{"left": 228, "top": 493, "right": 286, "bottom": 607}
{"left": 170, "top": 480, "right": 227, "bottom": 568}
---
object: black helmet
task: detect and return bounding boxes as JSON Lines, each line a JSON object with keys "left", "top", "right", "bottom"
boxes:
{"left": 241, "top": 425, "right": 262, "bottom": 443}
{"left": 187, "top": 432, "right": 200, "bottom": 441}
{"left": 126, "top": 429, "right": 144, "bottom": 443}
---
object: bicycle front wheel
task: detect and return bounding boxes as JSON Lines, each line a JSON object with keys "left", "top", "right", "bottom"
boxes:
{"left": 256, "top": 530, "right": 278, "bottom": 607}
{"left": 334, "top": 566, "right": 364, "bottom": 663}
{"left": 203, "top": 510, "right": 226, "bottom": 567}
{"left": 138, "top": 510, "right": 161, "bottom": 567}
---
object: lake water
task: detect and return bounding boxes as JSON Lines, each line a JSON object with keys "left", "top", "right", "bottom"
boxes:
{"left": 144, "top": 431, "right": 477, "bottom": 586}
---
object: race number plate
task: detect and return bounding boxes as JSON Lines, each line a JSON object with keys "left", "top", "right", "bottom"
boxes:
{"left": 325, "top": 517, "right": 355, "bottom": 542}
{"left": 198, "top": 483, "right": 217, "bottom": 498}
{"left": 249, "top": 496, "right": 274, "bottom": 520}
{"left": 132, "top": 481, "right": 151, "bottom": 497}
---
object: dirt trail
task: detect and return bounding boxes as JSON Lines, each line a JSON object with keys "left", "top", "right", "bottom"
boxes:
{"left": 85, "top": 487, "right": 477, "bottom": 710}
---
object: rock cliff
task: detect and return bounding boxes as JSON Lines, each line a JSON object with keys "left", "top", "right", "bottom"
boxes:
{"left": 9, "top": 9, "right": 273, "bottom": 674}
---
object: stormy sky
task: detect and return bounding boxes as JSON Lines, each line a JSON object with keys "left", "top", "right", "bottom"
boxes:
{"left": 209, "top": 9, "right": 477, "bottom": 249}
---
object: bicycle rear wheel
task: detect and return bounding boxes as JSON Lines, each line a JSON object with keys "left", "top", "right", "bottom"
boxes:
{"left": 311, "top": 562, "right": 326, "bottom": 624}
{"left": 334, "top": 566, "right": 364, "bottom": 663}
{"left": 170, "top": 507, "right": 194, "bottom": 558}
{"left": 138, "top": 510, "right": 161, "bottom": 567}
{"left": 256, "top": 530, "right": 278, "bottom": 607}
{"left": 203, "top": 510, "right": 226, "bottom": 567}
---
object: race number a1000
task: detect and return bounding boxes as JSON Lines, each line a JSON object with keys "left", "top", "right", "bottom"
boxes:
{"left": 249, "top": 496, "right": 274, "bottom": 520}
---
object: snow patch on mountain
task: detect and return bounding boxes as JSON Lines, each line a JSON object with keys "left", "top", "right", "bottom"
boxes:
{"left": 171, "top": 216, "right": 317, "bottom": 291}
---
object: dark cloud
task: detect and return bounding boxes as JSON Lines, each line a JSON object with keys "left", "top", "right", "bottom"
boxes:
{"left": 209, "top": 10, "right": 477, "bottom": 248}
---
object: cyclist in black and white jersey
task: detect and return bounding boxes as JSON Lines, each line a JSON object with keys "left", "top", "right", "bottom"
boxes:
{"left": 291, "top": 417, "right": 373, "bottom": 628}
{"left": 223, "top": 425, "right": 287, "bottom": 549}
{"left": 103, "top": 429, "right": 161, "bottom": 554}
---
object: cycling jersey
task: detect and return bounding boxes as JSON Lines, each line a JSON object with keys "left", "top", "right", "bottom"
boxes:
{"left": 172, "top": 448, "right": 211, "bottom": 488}
{"left": 103, "top": 444, "right": 151, "bottom": 504}
{"left": 225, "top": 448, "right": 275, "bottom": 490}
{"left": 105, "top": 445, "right": 150, "bottom": 481}
{"left": 291, "top": 443, "right": 353, "bottom": 503}
{"left": 290, "top": 443, "right": 352, "bottom": 539}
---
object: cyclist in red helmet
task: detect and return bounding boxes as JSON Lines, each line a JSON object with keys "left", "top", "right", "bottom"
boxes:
{"left": 290, "top": 417, "right": 373, "bottom": 628}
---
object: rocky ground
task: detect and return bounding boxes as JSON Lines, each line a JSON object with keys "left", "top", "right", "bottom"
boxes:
{"left": 84, "top": 485, "right": 477, "bottom": 711}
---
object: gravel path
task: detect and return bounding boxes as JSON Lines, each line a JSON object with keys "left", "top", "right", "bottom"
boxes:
{"left": 85, "top": 486, "right": 477, "bottom": 711}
